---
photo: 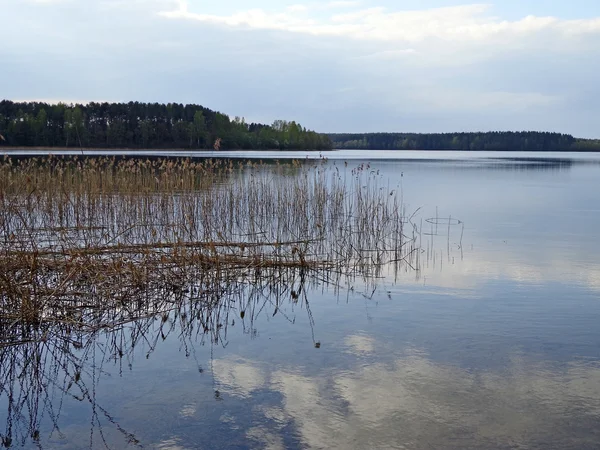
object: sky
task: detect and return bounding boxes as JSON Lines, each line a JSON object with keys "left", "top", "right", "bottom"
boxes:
{"left": 1, "top": 0, "right": 600, "bottom": 137}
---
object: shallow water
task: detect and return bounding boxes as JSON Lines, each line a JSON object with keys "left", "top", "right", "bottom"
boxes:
{"left": 4, "top": 148, "right": 600, "bottom": 163}
{"left": 2, "top": 152, "right": 600, "bottom": 449}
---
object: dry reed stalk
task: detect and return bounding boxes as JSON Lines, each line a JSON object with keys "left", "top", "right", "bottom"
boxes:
{"left": 1, "top": 156, "right": 420, "bottom": 346}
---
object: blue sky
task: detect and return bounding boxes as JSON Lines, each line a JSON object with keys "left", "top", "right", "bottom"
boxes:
{"left": 2, "top": 0, "right": 600, "bottom": 137}
{"left": 203, "top": 0, "right": 600, "bottom": 19}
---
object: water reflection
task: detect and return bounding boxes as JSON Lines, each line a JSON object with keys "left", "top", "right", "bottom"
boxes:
{"left": 213, "top": 343, "right": 600, "bottom": 450}
{"left": 3, "top": 276, "right": 599, "bottom": 450}
{"left": 0, "top": 268, "right": 318, "bottom": 449}
{"left": 5, "top": 149, "right": 600, "bottom": 166}
{"left": 0, "top": 326, "right": 142, "bottom": 449}
{"left": 2, "top": 155, "right": 600, "bottom": 449}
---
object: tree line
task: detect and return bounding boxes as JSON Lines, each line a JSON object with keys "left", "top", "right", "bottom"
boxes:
{"left": 329, "top": 132, "right": 600, "bottom": 151}
{"left": 0, "top": 100, "right": 332, "bottom": 151}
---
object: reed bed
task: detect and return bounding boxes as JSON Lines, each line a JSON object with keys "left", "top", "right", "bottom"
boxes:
{"left": 0, "top": 155, "right": 425, "bottom": 447}
{"left": 0, "top": 156, "right": 420, "bottom": 349}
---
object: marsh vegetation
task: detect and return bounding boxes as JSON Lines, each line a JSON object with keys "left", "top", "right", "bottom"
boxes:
{"left": 10, "top": 153, "right": 599, "bottom": 450}
{"left": 0, "top": 155, "right": 435, "bottom": 447}
{"left": 0, "top": 156, "right": 424, "bottom": 347}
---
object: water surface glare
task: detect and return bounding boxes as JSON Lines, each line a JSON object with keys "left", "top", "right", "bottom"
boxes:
{"left": 2, "top": 151, "right": 600, "bottom": 449}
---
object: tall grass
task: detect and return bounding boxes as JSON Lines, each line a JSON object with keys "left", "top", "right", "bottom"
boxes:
{"left": 1, "top": 156, "right": 419, "bottom": 345}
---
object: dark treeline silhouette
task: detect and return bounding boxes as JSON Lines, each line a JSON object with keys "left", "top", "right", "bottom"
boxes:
{"left": 0, "top": 100, "right": 332, "bottom": 150}
{"left": 329, "top": 132, "right": 600, "bottom": 151}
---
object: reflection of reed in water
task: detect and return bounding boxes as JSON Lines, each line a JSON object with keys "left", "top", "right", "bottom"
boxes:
{"left": 0, "top": 156, "right": 433, "bottom": 447}
{"left": 0, "top": 311, "right": 143, "bottom": 448}
{"left": 0, "top": 265, "right": 317, "bottom": 449}
{"left": 0, "top": 157, "right": 424, "bottom": 340}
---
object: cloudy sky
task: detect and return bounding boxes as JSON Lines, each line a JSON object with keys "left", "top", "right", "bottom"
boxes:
{"left": 2, "top": 0, "right": 600, "bottom": 136}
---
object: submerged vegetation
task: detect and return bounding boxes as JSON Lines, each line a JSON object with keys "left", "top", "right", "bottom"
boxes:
{"left": 0, "top": 100, "right": 333, "bottom": 150}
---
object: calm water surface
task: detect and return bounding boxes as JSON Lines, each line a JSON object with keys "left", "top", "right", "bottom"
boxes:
{"left": 2, "top": 151, "right": 600, "bottom": 449}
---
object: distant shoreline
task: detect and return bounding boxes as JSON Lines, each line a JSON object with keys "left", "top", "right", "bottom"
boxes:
{"left": 0, "top": 147, "right": 334, "bottom": 153}
{"left": 1, "top": 146, "right": 599, "bottom": 153}
{"left": 0, "top": 146, "right": 218, "bottom": 152}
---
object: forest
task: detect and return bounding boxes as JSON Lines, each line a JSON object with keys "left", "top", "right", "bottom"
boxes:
{"left": 329, "top": 132, "right": 600, "bottom": 151}
{"left": 0, "top": 100, "right": 333, "bottom": 150}
{"left": 3, "top": 100, "right": 598, "bottom": 152}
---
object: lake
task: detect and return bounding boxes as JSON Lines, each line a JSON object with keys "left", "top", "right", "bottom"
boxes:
{"left": 2, "top": 150, "right": 600, "bottom": 449}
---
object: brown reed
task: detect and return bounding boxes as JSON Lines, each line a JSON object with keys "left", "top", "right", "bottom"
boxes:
{"left": 0, "top": 156, "right": 419, "bottom": 347}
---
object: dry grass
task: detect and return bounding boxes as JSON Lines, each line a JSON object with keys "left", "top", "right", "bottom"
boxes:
{"left": 0, "top": 156, "right": 420, "bottom": 348}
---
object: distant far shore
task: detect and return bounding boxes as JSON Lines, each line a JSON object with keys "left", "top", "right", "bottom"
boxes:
{"left": 1, "top": 146, "right": 213, "bottom": 152}
{"left": 2, "top": 146, "right": 599, "bottom": 153}
{"left": 328, "top": 132, "right": 600, "bottom": 152}
{"left": 0, "top": 146, "right": 327, "bottom": 152}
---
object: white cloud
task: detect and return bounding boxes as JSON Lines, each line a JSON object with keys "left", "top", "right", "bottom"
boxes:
{"left": 416, "top": 90, "right": 560, "bottom": 112}
{"left": 2, "top": 0, "right": 600, "bottom": 136}
{"left": 158, "top": 2, "right": 600, "bottom": 43}
{"left": 361, "top": 48, "right": 418, "bottom": 59}
{"left": 24, "top": 0, "right": 70, "bottom": 3}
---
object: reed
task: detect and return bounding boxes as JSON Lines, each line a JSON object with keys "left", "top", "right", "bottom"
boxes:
{"left": 1, "top": 156, "right": 419, "bottom": 347}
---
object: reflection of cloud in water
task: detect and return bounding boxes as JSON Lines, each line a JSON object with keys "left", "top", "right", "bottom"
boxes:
{"left": 220, "top": 412, "right": 241, "bottom": 430}
{"left": 254, "top": 405, "right": 288, "bottom": 427}
{"left": 246, "top": 408, "right": 289, "bottom": 450}
{"left": 156, "top": 439, "right": 185, "bottom": 450}
{"left": 155, "top": 438, "right": 190, "bottom": 450}
{"left": 213, "top": 357, "right": 266, "bottom": 398}
{"left": 344, "top": 334, "right": 376, "bottom": 355}
{"left": 156, "top": 438, "right": 189, "bottom": 450}
{"left": 246, "top": 426, "right": 285, "bottom": 450}
{"left": 389, "top": 245, "right": 600, "bottom": 293}
{"left": 463, "top": 256, "right": 600, "bottom": 293}
{"left": 179, "top": 404, "right": 196, "bottom": 418}
{"left": 214, "top": 344, "right": 600, "bottom": 449}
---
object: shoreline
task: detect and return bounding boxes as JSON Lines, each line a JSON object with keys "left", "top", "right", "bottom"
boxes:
{"left": 0, "top": 146, "right": 279, "bottom": 152}
{"left": 0, "top": 147, "right": 338, "bottom": 155}
{"left": 1, "top": 146, "right": 599, "bottom": 153}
